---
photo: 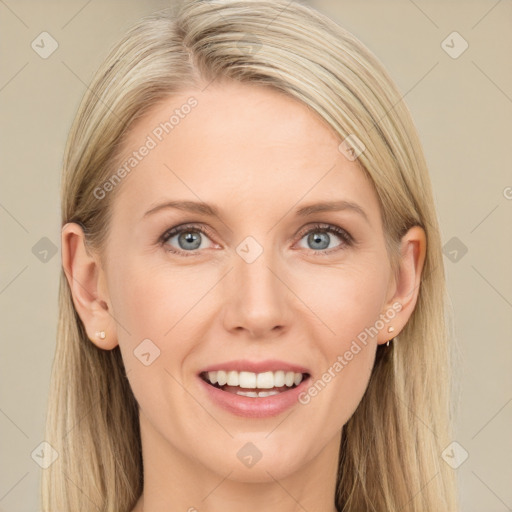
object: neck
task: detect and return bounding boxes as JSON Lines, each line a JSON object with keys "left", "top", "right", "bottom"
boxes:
{"left": 131, "top": 411, "right": 341, "bottom": 512}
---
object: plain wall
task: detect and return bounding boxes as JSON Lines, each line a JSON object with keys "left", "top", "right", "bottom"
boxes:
{"left": 0, "top": 0, "right": 510, "bottom": 510}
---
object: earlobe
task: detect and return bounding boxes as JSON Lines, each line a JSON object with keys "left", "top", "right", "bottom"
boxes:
{"left": 377, "top": 225, "right": 427, "bottom": 345}
{"left": 61, "top": 222, "right": 118, "bottom": 350}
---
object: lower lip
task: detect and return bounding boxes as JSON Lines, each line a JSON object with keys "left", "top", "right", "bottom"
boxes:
{"left": 198, "top": 375, "right": 310, "bottom": 418}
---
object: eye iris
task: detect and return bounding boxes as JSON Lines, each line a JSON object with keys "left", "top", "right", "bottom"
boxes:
{"left": 179, "top": 231, "right": 201, "bottom": 250}
{"left": 308, "top": 231, "right": 329, "bottom": 250}
{"left": 166, "top": 226, "right": 344, "bottom": 254}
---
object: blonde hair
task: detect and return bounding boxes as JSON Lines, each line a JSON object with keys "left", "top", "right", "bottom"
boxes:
{"left": 42, "top": 1, "right": 459, "bottom": 510}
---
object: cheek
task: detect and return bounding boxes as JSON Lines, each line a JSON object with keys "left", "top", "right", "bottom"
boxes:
{"left": 108, "top": 257, "right": 209, "bottom": 442}
{"left": 295, "top": 262, "right": 387, "bottom": 423}
{"left": 108, "top": 254, "right": 207, "bottom": 342}
{"left": 108, "top": 255, "right": 214, "bottom": 406}
{"left": 297, "top": 258, "right": 389, "bottom": 346}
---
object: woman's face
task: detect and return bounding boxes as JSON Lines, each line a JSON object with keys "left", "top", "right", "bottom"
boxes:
{"left": 93, "top": 81, "right": 400, "bottom": 482}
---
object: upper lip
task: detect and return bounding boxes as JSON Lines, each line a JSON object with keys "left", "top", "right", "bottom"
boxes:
{"left": 199, "top": 359, "right": 311, "bottom": 375}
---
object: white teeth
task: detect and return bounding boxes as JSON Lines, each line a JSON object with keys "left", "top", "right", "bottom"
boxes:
{"left": 274, "top": 370, "right": 285, "bottom": 387}
{"left": 204, "top": 370, "right": 305, "bottom": 389}
{"left": 217, "top": 370, "right": 227, "bottom": 386}
{"left": 236, "top": 390, "right": 259, "bottom": 397}
{"left": 226, "top": 370, "right": 238, "bottom": 386}
{"left": 256, "top": 371, "right": 274, "bottom": 389}
{"left": 239, "top": 371, "right": 257, "bottom": 388}
{"left": 236, "top": 390, "right": 281, "bottom": 397}
{"left": 256, "top": 390, "right": 280, "bottom": 397}
{"left": 285, "top": 371, "right": 295, "bottom": 387}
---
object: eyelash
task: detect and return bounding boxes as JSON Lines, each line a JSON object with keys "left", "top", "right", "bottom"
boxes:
{"left": 159, "top": 222, "right": 354, "bottom": 257}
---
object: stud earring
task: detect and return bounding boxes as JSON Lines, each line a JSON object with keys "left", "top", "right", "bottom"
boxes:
{"left": 386, "top": 326, "right": 395, "bottom": 347}
{"left": 95, "top": 331, "right": 106, "bottom": 340}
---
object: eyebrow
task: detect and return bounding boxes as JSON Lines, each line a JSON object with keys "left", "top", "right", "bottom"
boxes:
{"left": 143, "top": 199, "right": 369, "bottom": 223}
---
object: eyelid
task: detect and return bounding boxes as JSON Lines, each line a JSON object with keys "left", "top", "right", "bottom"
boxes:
{"left": 295, "top": 222, "right": 353, "bottom": 242}
{"left": 159, "top": 223, "right": 218, "bottom": 256}
{"left": 159, "top": 221, "right": 354, "bottom": 256}
{"left": 293, "top": 222, "right": 354, "bottom": 253}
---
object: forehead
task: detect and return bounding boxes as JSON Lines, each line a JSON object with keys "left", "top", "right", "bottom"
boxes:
{"left": 109, "top": 81, "right": 380, "bottom": 226}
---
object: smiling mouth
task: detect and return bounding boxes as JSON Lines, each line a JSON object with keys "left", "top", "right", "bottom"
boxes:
{"left": 200, "top": 370, "right": 310, "bottom": 397}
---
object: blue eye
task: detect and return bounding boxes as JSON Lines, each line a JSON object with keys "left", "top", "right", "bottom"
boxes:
{"left": 296, "top": 223, "right": 353, "bottom": 255}
{"left": 159, "top": 222, "right": 353, "bottom": 257}
{"left": 160, "top": 224, "right": 214, "bottom": 256}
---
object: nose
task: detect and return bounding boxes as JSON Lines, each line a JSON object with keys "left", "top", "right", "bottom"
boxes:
{"left": 222, "top": 246, "right": 292, "bottom": 339}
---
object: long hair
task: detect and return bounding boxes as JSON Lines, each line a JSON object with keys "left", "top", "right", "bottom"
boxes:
{"left": 42, "top": 1, "right": 459, "bottom": 510}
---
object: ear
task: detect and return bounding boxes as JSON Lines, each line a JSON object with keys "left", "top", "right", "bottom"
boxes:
{"left": 377, "top": 225, "right": 427, "bottom": 345}
{"left": 61, "top": 222, "right": 118, "bottom": 350}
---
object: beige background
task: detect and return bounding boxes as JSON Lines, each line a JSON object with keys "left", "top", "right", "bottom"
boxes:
{"left": 1, "top": 0, "right": 511, "bottom": 510}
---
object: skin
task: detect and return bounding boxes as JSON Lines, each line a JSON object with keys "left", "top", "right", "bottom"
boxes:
{"left": 62, "top": 81, "right": 426, "bottom": 512}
